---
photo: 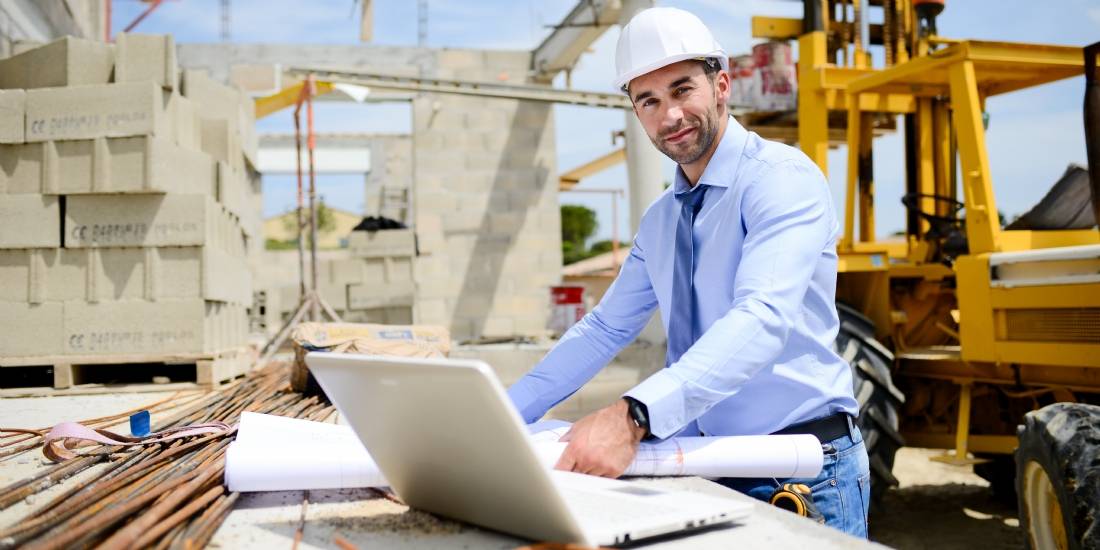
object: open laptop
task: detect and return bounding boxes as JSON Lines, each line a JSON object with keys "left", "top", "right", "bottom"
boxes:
{"left": 306, "top": 352, "right": 751, "bottom": 547}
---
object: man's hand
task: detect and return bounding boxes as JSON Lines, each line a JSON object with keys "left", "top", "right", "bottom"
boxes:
{"left": 554, "top": 399, "right": 646, "bottom": 477}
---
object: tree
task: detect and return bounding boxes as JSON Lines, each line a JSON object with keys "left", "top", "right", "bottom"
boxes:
{"left": 282, "top": 202, "right": 336, "bottom": 235}
{"left": 279, "top": 201, "right": 338, "bottom": 249}
{"left": 560, "top": 204, "right": 598, "bottom": 253}
{"left": 589, "top": 239, "right": 631, "bottom": 254}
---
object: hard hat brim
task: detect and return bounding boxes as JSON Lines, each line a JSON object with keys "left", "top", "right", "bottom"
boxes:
{"left": 614, "top": 51, "right": 729, "bottom": 93}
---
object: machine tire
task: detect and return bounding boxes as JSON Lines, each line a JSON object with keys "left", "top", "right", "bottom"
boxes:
{"left": 1016, "top": 403, "right": 1100, "bottom": 550}
{"left": 834, "top": 303, "right": 906, "bottom": 504}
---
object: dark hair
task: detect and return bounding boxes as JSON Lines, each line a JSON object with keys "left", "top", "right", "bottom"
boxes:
{"left": 700, "top": 56, "right": 721, "bottom": 78}
{"left": 622, "top": 57, "right": 723, "bottom": 95}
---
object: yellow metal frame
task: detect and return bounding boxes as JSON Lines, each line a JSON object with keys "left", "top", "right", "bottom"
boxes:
{"left": 841, "top": 40, "right": 1095, "bottom": 256}
{"left": 254, "top": 80, "right": 336, "bottom": 119}
{"left": 956, "top": 254, "right": 1100, "bottom": 368}
{"left": 793, "top": 12, "right": 1100, "bottom": 457}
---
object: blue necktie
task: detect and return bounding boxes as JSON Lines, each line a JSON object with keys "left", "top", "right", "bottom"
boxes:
{"left": 667, "top": 183, "right": 708, "bottom": 367}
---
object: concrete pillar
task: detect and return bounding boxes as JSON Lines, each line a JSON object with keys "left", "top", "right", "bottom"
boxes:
{"left": 620, "top": 0, "right": 662, "bottom": 234}
{"left": 624, "top": 113, "right": 663, "bottom": 233}
{"left": 619, "top": 0, "right": 665, "bottom": 348}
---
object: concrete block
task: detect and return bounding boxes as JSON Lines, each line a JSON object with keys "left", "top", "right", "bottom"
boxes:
{"left": 0, "top": 90, "right": 25, "bottom": 143}
{"left": 414, "top": 298, "right": 449, "bottom": 324}
{"left": 376, "top": 256, "right": 414, "bottom": 283}
{"left": 168, "top": 94, "right": 200, "bottom": 150}
{"left": 488, "top": 212, "right": 526, "bottom": 234}
{"left": 63, "top": 299, "right": 245, "bottom": 355}
{"left": 216, "top": 161, "right": 248, "bottom": 218}
{"left": 114, "top": 33, "right": 179, "bottom": 91}
{"left": 347, "top": 281, "right": 415, "bottom": 310}
{"left": 66, "top": 194, "right": 220, "bottom": 248}
{"left": 230, "top": 64, "right": 281, "bottom": 95}
{"left": 347, "top": 229, "right": 416, "bottom": 258}
{"left": 0, "top": 246, "right": 250, "bottom": 305}
{"left": 478, "top": 316, "right": 515, "bottom": 338}
{"left": 0, "top": 195, "right": 59, "bottom": 248}
{"left": 0, "top": 36, "right": 114, "bottom": 90}
{"left": 3, "top": 136, "right": 215, "bottom": 195}
{"left": 195, "top": 246, "right": 253, "bottom": 304}
{"left": 414, "top": 214, "right": 446, "bottom": 254}
{"left": 182, "top": 69, "right": 238, "bottom": 116}
{"left": 200, "top": 118, "right": 243, "bottom": 171}
{"left": 325, "top": 258, "right": 366, "bottom": 286}
{"left": 343, "top": 305, "right": 414, "bottom": 325}
{"left": 181, "top": 69, "right": 256, "bottom": 164}
{"left": 0, "top": 302, "right": 63, "bottom": 356}
{"left": 0, "top": 143, "right": 39, "bottom": 193}
{"left": 513, "top": 313, "right": 550, "bottom": 336}
{"left": 11, "top": 40, "right": 43, "bottom": 55}
{"left": 25, "top": 82, "right": 169, "bottom": 142}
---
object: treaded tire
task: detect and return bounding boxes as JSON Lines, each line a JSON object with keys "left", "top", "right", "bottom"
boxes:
{"left": 1016, "top": 403, "right": 1100, "bottom": 550}
{"left": 834, "top": 303, "right": 906, "bottom": 504}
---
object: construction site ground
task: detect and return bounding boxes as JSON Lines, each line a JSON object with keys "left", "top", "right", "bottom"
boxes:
{"left": 0, "top": 389, "right": 1022, "bottom": 549}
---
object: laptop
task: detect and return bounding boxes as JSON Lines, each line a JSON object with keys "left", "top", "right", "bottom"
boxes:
{"left": 306, "top": 352, "right": 751, "bottom": 547}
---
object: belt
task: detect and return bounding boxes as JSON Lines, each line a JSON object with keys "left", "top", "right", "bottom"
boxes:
{"left": 772, "top": 412, "right": 854, "bottom": 443}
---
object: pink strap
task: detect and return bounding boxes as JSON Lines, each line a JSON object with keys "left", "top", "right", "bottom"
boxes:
{"left": 43, "top": 421, "right": 234, "bottom": 462}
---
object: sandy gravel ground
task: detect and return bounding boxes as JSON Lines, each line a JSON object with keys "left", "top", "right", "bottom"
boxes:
{"left": 870, "top": 448, "right": 1023, "bottom": 549}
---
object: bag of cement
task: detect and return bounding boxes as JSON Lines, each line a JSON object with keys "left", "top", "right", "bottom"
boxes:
{"left": 290, "top": 322, "right": 451, "bottom": 394}
{"left": 750, "top": 41, "right": 797, "bottom": 112}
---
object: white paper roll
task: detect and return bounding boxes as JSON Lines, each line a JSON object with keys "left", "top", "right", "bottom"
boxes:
{"left": 225, "top": 414, "right": 824, "bottom": 493}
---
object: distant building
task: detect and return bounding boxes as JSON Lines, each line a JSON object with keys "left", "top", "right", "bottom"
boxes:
{"left": 263, "top": 206, "right": 363, "bottom": 249}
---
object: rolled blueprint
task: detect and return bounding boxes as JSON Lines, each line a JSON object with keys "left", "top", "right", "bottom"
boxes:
{"left": 528, "top": 421, "right": 824, "bottom": 479}
{"left": 226, "top": 412, "right": 386, "bottom": 492}
{"left": 225, "top": 413, "right": 824, "bottom": 492}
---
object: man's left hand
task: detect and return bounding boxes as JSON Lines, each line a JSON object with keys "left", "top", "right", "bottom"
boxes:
{"left": 554, "top": 399, "right": 646, "bottom": 477}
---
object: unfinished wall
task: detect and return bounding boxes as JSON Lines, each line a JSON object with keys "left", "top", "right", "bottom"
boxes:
{"left": 412, "top": 51, "right": 561, "bottom": 340}
{"left": 179, "top": 44, "right": 562, "bottom": 341}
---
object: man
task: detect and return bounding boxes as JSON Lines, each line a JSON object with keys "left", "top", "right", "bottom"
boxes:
{"left": 506, "top": 6, "right": 869, "bottom": 538}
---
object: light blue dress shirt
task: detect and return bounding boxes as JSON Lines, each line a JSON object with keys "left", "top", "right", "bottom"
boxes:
{"left": 508, "top": 116, "right": 858, "bottom": 439}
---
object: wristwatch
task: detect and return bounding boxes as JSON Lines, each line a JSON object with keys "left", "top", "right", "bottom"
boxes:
{"left": 623, "top": 396, "right": 652, "bottom": 440}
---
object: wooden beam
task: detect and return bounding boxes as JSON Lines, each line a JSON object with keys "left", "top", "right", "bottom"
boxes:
{"left": 559, "top": 148, "right": 626, "bottom": 190}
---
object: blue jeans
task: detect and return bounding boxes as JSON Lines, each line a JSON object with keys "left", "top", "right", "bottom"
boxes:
{"left": 716, "top": 422, "right": 871, "bottom": 538}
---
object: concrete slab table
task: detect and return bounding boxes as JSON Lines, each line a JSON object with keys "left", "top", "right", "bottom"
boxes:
{"left": 212, "top": 476, "right": 886, "bottom": 549}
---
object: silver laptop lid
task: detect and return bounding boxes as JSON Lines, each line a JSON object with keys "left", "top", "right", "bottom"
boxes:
{"left": 306, "top": 352, "right": 592, "bottom": 545}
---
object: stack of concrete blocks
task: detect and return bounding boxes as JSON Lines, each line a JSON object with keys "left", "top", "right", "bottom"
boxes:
{"left": 0, "top": 35, "right": 257, "bottom": 376}
{"left": 411, "top": 49, "right": 562, "bottom": 341}
{"left": 273, "top": 229, "right": 416, "bottom": 326}
{"left": 177, "top": 43, "right": 563, "bottom": 342}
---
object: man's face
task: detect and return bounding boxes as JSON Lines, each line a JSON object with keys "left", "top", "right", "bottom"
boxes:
{"left": 628, "top": 60, "right": 729, "bottom": 165}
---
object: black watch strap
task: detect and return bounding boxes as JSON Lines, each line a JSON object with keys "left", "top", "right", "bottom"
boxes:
{"left": 623, "top": 396, "right": 652, "bottom": 440}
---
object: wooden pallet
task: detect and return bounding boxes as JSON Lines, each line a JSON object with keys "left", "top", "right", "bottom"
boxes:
{"left": 0, "top": 348, "right": 254, "bottom": 397}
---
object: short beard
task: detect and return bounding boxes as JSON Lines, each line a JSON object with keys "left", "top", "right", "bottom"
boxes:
{"left": 652, "top": 102, "right": 720, "bottom": 165}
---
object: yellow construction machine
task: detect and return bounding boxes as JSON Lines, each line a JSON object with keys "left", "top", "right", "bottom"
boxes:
{"left": 756, "top": 1, "right": 1100, "bottom": 548}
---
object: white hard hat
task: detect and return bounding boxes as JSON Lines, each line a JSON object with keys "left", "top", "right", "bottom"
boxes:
{"left": 614, "top": 7, "right": 728, "bottom": 92}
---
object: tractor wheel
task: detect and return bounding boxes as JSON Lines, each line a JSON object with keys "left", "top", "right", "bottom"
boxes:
{"left": 1016, "top": 403, "right": 1100, "bottom": 550}
{"left": 835, "top": 303, "right": 906, "bottom": 504}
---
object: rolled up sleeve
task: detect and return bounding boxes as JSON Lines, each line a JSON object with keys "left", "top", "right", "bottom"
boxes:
{"left": 508, "top": 239, "right": 659, "bottom": 423}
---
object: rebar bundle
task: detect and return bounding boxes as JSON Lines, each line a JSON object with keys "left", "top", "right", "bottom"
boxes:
{"left": 0, "top": 363, "right": 334, "bottom": 549}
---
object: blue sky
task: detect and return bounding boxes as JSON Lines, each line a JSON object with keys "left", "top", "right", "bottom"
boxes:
{"left": 112, "top": 0, "right": 1100, "bottom": 242}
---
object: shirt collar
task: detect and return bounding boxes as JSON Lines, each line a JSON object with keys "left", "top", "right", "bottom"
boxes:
{"left": 673, "top": 115, "right": 748, "bottom": 195}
